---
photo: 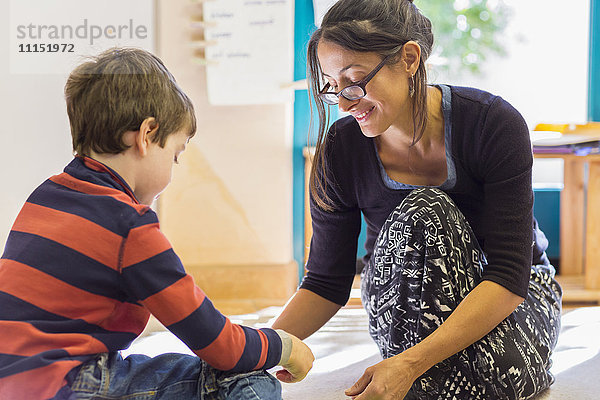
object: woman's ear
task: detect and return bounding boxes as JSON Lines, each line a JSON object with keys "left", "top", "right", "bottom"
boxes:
{"left": 401, "top": 41, "right": 421, "bottom": 75}
{"left": 134, "top": 117, "right": 159, "bottom": 157}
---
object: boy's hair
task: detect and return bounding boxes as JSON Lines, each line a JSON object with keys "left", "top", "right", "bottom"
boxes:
{"left": 65, "top": 47, "right": 196, "bottom": 156}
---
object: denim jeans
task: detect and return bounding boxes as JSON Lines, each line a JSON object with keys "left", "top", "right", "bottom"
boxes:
{"left": 52, "top": 352, "right": 282, "bottom": 400}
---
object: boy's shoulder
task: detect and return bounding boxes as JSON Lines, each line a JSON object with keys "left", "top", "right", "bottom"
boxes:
{"left": 27, "top": 157, "right": 156, "bottom": 237}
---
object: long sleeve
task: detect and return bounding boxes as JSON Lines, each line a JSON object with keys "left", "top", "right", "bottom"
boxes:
{"left": 120, "top": 212, "right": 282, "bottom": 372}
{"left": 300, "top": 122, "right": 362, "bottom": 306}
{"left": 476, "top": 96, "right": 534, "bottom": 298}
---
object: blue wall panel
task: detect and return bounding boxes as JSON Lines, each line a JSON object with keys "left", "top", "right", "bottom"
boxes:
{"left": 293, "top": 1, "right": 316, "bottom": 280}
{"left": 590, "top": 0, "right": 600, "bottom": 121}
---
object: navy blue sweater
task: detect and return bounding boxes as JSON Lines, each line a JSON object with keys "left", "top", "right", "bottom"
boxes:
{"left": 301, "top": 85, "right": 549, "bottom": 305}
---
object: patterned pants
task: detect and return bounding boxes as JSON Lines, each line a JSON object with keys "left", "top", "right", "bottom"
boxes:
{"left": 361, "top": 188, "right": 562, "bottom": 400}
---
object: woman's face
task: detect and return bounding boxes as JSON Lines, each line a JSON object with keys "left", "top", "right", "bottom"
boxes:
{"left": 317, "top": 40, "right": 413, "bottom": 137}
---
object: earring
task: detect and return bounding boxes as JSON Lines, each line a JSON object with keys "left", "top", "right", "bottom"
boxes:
{"left": 409, "top": 75, "right": 415, "bottom": 98}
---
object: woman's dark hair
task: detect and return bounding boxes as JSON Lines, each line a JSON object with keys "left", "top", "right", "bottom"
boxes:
{"left": 308, "top": 0, "right": 434, "bottom": 211}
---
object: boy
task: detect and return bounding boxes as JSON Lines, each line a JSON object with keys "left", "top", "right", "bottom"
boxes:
{"left": 0, "top": 47, "right": 313, "bottom": 400}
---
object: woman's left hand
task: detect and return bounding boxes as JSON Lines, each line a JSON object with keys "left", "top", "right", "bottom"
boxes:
{"left": 345, "top": 281, "right": 524, "bottom": 400}
{"left": 344, "top": 355, "right": 420, "bottom": 400}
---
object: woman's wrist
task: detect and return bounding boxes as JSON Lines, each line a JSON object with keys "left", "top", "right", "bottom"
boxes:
{"left": 398, "top": 344, "right": 435, "bottom": 380}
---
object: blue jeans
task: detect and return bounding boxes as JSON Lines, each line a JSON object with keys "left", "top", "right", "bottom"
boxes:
{"left": 52, "top": 352, "right": 282, "bottom": 400}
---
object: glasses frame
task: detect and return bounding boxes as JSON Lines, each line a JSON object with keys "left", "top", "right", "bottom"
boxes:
{"left": 318, "top": 54, "right": 392, "bottom": 105}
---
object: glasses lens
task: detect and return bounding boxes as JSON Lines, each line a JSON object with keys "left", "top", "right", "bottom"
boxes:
{"left": 341, "top": 85, "right": 365, "bottom": 101}
{"left": 319, "top": 93, "right": 339, "bottom": 105}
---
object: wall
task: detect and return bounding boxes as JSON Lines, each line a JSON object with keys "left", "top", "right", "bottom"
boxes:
{"left": 0, "top": 1, "right": 298, "bottom": 314}
{"left": 0, "top": 3, "right": 73, "bottom": 248}
{"left": 156, "top": 0, "right": 297, "bottom": 313}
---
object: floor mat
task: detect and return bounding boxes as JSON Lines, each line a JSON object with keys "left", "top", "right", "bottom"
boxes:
{"left": 124, "top": 306, "right": 600, "bottom": 399}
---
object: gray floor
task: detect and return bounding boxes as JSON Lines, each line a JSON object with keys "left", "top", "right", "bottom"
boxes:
{"left": 125, "top": 306, "right": 600, "bottom": 399}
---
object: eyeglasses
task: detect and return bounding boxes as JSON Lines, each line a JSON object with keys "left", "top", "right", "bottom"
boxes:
{"left": 318, "top": 54, "right": 392, "bottom": 105}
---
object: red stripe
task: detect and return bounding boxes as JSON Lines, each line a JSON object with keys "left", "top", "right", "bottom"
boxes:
{"left": 12, "top": 202, "right": 122, "bottom": 270}
{"left": 253, "top": 330, "right": 269, "bottom": 370}
{"left": 142, "top": 275, "right": 206, "bottom": 326}
{"left": 0, "top": 359, "right": 82, "bottom": 400}
{"left": 194, "top": 319, "right": 246, "bottom": 370}
{"left": 49, "top": 173, "right": 148, "bottom": 215}
{"left": 0, "top": 320, "right": 107, "bottom": 357}
{"left": 121, "top": 223, "right": 173, "bottom": 269}
{"left": 0, "top": 259, "right": 146, "bottom": 334}
{"left": 100, "top": 301, "right": 150, "bottom": 334}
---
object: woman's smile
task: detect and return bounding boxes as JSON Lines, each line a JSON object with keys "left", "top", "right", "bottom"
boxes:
{"left": 352, "top": 106, "right": 375, "bottom": 123}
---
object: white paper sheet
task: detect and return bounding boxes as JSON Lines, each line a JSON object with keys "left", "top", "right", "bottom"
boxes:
{"left": 203, "top": 0, "right": 294, "bottom": 105}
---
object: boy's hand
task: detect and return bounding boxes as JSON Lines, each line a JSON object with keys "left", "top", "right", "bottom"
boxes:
{"left": 276, "top": 332, "right": 314, "bottom": 383}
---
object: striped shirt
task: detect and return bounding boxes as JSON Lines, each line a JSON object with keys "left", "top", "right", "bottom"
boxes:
{"left": 0, "top": 156, "right": 282, "bottom": 400}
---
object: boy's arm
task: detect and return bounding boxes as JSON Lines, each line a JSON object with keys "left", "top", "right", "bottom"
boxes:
{"left": 119, "top": 218, "right": 298, "bottom": 373}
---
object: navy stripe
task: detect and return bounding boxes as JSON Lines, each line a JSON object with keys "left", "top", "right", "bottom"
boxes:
{"left": 64, "top": 157, "right": 134, "bottom": 195}
{"left": 231, "top": 328, "right": 262, "bottom": 372}
{"left": 0, "top": 354, "right": 26, "bottom": 377}
{"left": 0, "top": 291, "right": 80, "bottom": 326}
{"left": 167, "top": 297, "right": 226, "bottom": 350}
{"left": 92, "top": 331, "right": 139, "bottom": 350}
{"left": 0, "top": 350, "right": 69, "bottom": 378}
{"left": 27, "top": 318, "right": 137, "bottom": 351}
{"left": 260, "top": 328, "right": 282, "bottom": 369}
{"left": 26, "top": 179, "right": 153, "bottom": 237}
{"left": 121, "top": 249, "right": 186, "bottom": 300}
{"left": 2, "top": 231, "right": 128, "bottom": 302}
{"left": 0, "top": 351, "right": 90, "bottom": 378}
{"left": 129, "top": 210, "right": 160, "bottom": 230}
{"left": 0, "top": 292, "right": 138, "bottom": 349}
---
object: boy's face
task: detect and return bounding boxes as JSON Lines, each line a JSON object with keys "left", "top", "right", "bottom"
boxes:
{"left": 135, "top": 130, "right": 190, "bottom": 205}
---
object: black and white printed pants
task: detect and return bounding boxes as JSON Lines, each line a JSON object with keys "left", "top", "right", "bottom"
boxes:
{"left": 361, "top": 188, "right": 562, "bottom": 400}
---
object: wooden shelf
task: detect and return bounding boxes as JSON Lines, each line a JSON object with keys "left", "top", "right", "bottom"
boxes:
{"left": 534, "top": 153, "right": 600, "bottom": 160}
{"left": 556, "top": 275, "right": 600, "bottom": 305}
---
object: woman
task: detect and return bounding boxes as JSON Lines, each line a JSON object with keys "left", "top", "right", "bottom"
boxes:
{"left": 272, "top": 0, "right": 562, "bottom": 399}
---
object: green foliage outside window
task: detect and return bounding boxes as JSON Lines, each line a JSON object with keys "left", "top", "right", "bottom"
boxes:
{"left": 415, "top": 0, "right": 512, "bottom": 75}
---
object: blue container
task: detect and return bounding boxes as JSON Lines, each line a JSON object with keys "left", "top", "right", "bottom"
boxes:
{"left": 533, "top": 188, "right": 561, "bottom": 261}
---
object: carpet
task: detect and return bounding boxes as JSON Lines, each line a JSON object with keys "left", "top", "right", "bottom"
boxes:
{"left": 124, "top": 306, "right": 600, "bottom": 399}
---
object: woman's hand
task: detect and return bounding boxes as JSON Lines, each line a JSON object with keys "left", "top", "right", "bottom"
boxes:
{"left": 346, "top": 281, "right": 524, "bottom": 399}
{"left": 344, "top": 355, "right": 420, "bottom": 400}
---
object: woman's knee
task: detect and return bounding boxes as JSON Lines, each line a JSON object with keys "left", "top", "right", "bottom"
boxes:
{"left": 391, "top": 188, "right": 457, "bottom": 222}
